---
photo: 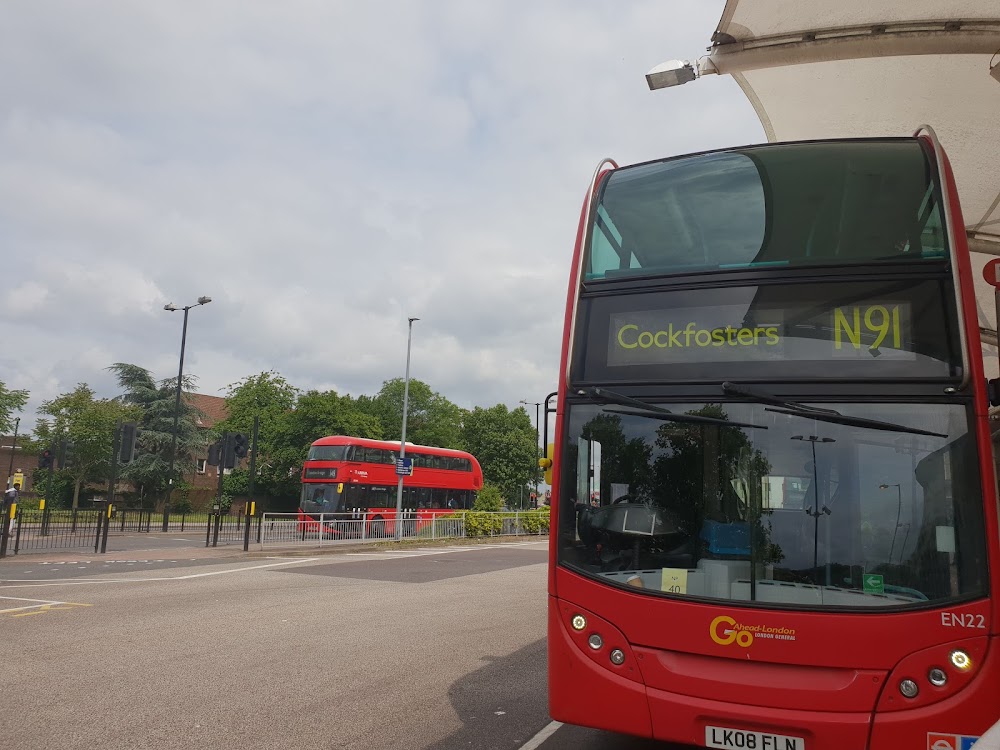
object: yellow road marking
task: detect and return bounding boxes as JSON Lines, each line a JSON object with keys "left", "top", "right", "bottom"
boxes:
{"left": 1, "top": 601, "right": 91, "bottom": 617}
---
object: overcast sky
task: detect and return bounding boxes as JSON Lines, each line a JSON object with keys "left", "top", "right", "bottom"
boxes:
{"left": 0, "top": 1, "right": 763, "bottom": 432}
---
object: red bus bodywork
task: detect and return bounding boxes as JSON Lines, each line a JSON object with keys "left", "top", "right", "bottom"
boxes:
{"left": 547, "top": 137, "right": 1000, "bottom": 749}
{"left": 300, "top": 435, "right": 483, "bottom": 537}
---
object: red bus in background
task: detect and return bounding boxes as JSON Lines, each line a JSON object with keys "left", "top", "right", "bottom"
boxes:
{"left": 300, "top": 436, "right": 483, "bottom": 535}
{"left": 548, "top": 134, "right": 999, "bottom": 749}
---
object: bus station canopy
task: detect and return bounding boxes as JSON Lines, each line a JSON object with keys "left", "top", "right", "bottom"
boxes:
{"left": 683, "top": 1, "right": 1000, "bottom": 374}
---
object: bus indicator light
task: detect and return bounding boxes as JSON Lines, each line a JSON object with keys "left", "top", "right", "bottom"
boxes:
{"left": 950, "top": 650, "right": 972, "bottom": 671}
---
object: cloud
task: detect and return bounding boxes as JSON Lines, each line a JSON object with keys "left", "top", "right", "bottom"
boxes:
{"left": 0, "top": 0, "right": 763, "bottom": 431}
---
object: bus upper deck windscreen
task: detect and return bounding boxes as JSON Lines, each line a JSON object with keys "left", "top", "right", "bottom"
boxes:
{"left": 587, "top": 140, "right": 946, "bottom": 281}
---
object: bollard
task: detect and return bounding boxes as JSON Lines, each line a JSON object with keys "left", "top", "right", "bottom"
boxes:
{"left": 100, "top": 503, "right": 112, "bottom": 553}
{"left": 0, "top": 502, "right": 14, "bottom": 558}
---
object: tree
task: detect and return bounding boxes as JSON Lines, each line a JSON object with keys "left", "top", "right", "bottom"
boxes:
{"left": 215, "top": 371, "right": 300, "bottom": 503}
{"left": 652, "top": 405, "right": 776, "bottom": 561}
{"left": 255, "top": 389, "right": 383, "bottom": 503}
{"left": 218, "top": 371, "right": 298, "bottom": 431}
{"left": 462, "top": 404, "right": 537, "bottom": 505}
{"left": 367, "top": 379, "right": 465, "bottom": 449}
{"left": 0, "top": 380, "right": 29, "bottom": 435}
{"left": 33, "top": 384, "right": 138, "bottom": 509}
{"left": 580, "top": 413, "right": 653, "bottom": 502}
{"left": 108, "top": 363, "right": 209, "bottom": 507}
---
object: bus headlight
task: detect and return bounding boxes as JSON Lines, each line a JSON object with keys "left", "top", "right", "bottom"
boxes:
{"left": 571, "top": 614, "right": 587, "bottom": 631}
{"left": 588, "top": 634, "right": 604, "bottom": 650}
{"left": 898, "top": 679, "right": 919, "bottom": 698}
{"left": 928, "top": 668, "right": 947, "bottom": 687}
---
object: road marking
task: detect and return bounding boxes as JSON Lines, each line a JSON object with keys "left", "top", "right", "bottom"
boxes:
{"left": 0, "top": 558, "right": 321, "bottom": 589}
{"left": 0, "top": 596, "right": 92, "bottom": 617}
{"left": 12, "top": 604, "right": 91, "bottom": 617}
{"left": 343, "top": 541, "right": 547, "bottom": 560}
{"left": 519, "top": 721, "right": 562, "bottom": 750}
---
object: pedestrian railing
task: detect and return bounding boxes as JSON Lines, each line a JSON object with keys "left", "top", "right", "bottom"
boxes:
{"left": 0, "top": 505, "right": 549, "bottom": 556}
{"left": 258, "top": 510, "right": 549, "bottom": 551}
{"left": 3, "top": 508, "right": 104, "bottom": 553}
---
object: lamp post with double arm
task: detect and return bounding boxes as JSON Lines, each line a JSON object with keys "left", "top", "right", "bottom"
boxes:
{"left": 5, "top": 416, "right": 19, "bottom": 490}
{"left": 879, "top": 482, "right": 904, "bottom": 562}
{"left": 792, "top": 434, "right": 835, "bottom": 585}
{"left": 162, "top": 296, "right": 212, "bottom": 529}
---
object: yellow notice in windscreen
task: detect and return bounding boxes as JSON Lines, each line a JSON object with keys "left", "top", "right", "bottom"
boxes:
{"left": 661, "top": 568, "right": 688, "bottom": 594}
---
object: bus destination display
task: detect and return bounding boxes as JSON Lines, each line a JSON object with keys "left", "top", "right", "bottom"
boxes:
{"left": 608, "top": 302, "right": 913, "bottom": 366}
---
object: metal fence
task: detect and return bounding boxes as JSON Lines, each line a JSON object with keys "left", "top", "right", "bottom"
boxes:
{"left": 203, "top": 513, "right": 259, "bottom": 547}
{"left": 0, "top": 506, "right": 549, "bottom": 556}
{"left": 258, "top": 511, "right": 549, "bottom": 550}
{"left": 4, "top": 509, "right": 104, "bottom": 553}
{"left": 158, "top": 513, "right": 226, "bottom": 532}
{"left": 115, "top": 509, "right": 153, "bottom": 533}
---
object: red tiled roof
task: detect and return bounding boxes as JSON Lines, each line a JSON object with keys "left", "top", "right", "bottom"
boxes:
{"left": 183, "top": 393, "right": 228, "bottom": 428}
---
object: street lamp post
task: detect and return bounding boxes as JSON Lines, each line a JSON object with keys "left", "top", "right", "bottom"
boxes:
{"left": 520, "top": 400, "right": 541, "bottom": 509}
{"left": 6, "top": 416, "right": 19, "bottom": 490}
{"left": 879, "top": 482, "right": 904, "bottom": 562}
{"left": 792, "top": 435, "right": 835, "bottom": 585}
{"left": 394, "top": 317, "right": 419, "bottom": 542}
{"left": 163, "top": 296, "right": 212, "bottom": 530}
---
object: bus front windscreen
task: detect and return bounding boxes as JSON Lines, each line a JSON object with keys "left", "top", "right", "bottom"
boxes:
{"left": 559, "top": 400, "right": 986, "bottom": 609}
{"left": 300, "top": 483, "right": 345, "bottom": 513}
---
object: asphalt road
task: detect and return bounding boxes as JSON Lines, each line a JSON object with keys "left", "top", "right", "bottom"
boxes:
{"left": 0, "top": 539, "right": 695, "bottom": 750}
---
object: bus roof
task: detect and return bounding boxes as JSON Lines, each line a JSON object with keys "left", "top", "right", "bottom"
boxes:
{"left": 309, "top": 435, "right": 476, "bottom": 459}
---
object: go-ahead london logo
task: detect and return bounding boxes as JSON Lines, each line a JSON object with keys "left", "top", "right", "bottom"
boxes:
{"left": 709, "top": 615, "right": 797, "bottom": 647}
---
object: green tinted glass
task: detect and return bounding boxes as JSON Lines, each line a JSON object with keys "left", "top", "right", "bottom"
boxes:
{"left": 586, "top": 140, "right": 945, "bottom": 280}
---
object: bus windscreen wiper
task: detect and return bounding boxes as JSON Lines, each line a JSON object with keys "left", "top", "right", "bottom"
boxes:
{"left": 578, "top": 387, "right": 768, "bottom": 430}
{"left": 721, "top": 382, "right": 948, "bottom": 438}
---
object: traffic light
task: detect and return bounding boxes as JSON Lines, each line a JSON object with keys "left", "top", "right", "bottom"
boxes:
{"left": 119, "top": 422, "right": 139, "bottom": 464}
{"left": 207, "top": 440, "right": 222, "bottom": 466}
{"left": 222, "top": 433, "right": 237, "bottom": 469}
{"left": 233, "top": 433, "right": 249, "bottom": 459}
{"left": 57, "top": 439, "right": 76, "bottom": 469}
{"left": 38, "top": 448, "right": 54, "bottom": 469}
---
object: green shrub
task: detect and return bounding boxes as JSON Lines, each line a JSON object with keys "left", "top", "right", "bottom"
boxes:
{"left": 16, "top": 495, "right": 42, "bottom": 511}
{"left": 520, "top": 507, "right": 550, "bottom": 534}
{"left": 473, "top": 483, "right": 504, "bottom": 512}
{"left": 464, "top": 511, "right": 503, "bottom": 537}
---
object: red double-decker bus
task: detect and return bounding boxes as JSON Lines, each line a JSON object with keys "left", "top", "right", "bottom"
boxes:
{"left": 547, "top": 134, "right": 998, "bottom": 748}
{"left": 300, "top": 436, "right": 483, "bottom": 535}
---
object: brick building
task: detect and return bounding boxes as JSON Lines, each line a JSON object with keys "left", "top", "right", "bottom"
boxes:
{"left": 4, "top": 394, "right": 243, "bottom": 509}
{"left": 1, "top": 434, "right": 36, "bottom": 492}
{"left": 184, "top": 392, "right": 229, "bottom": 490}
{"left": 170, "top": 392, "right": 231, "bottom": 509}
